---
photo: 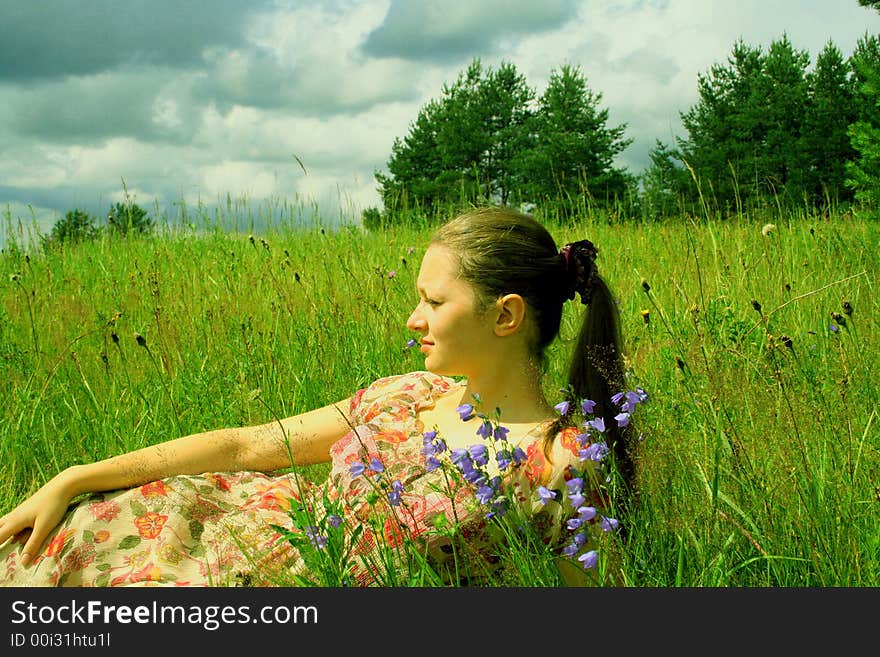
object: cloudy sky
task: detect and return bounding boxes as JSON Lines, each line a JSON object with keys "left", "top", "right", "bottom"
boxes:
{"left": 2, "top": 0, "right": 878, "bottom": 238}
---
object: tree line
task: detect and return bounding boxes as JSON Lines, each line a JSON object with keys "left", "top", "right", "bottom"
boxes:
{"left": 45, "top": 200, "right": 154, "bottom": 248}
{"left": 368, "top": 16, "right": 880, "bottom": 224}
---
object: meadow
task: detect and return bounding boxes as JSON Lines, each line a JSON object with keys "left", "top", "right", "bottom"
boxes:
{"left": 1, "top": 204, "right": 877, "bottom": 586}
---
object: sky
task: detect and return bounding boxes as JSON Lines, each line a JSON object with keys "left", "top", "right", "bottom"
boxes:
{"left": 2, "top": 0, "right": 879, "bottom": 239}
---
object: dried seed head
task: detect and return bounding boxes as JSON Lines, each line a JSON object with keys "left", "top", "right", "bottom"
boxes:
{"left": 783, "top": 283, "right": 791, "bottom": 293}
{"left": 641, "top": 279, "right": 650, "bottom": 293}
{"left": 830, "top": 311, "right": 846, "bottom": 327}
{"left": 779, "top": 334, "right": 793, "bottom": 350}
{"left": 640, "top": 309, "right": 650, "bottom": 324}
{"left": 675, "top": 356, "right": 685, "bottom": 371}
{"left": 751, "top": 299, "right": 762, "bottom": 314}
{"left": 294, "top": 272, "right": 300, "bottom": 283}
{"left": 842, "top": 299, "right": 853, "bottom": 316}
{"left": 135, "top": 332, "right": 147, "bottom": 347}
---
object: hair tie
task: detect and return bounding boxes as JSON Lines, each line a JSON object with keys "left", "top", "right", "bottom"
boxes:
{"left": 559, "top": 240, "right": 598, "bottom": 305}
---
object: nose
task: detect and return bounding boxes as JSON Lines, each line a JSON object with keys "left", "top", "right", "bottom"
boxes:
{"left": 406, "top": 303, "right": 426, "bottom": 333}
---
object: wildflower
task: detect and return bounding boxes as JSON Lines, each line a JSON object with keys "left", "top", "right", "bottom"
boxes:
{"left": 761, "top": 223, "right": 776, "bottom": 236}
{"left": 751, "top": 299, "right": 762, "bottom": 314}
{"left": 476, "top": 420, "right": 492, "bottom": 439}
{"left": 476, "top": 485, "right": 495, "bottom": 505}
{"left": 566, "top": 517, "right": 584, "bottom": 530}
{"left": 511, "top": 447, "right": 527, "bottom": 465}
{"left": 456, "top": 403, "right": 475, "bottom": 421}
{"left": 554, "top": 400, "right": 571, "bottom": 416}
{"left": 406, "top": 338, "right": 417, "bottom": 348}
{"left": 640, "top": 309, "right": 650, "bottom": 324}
{"left": 349, "top": 462, "right": 366, "bottom": 478}
{"left": 493, "top": 424, "right": 509, "bottom": 441}
{"left": 568, "top": 492, "right": 586, "bottom": 508}
{"left": 562, "top": 542, "right": 579, "bottom": 558}
{"left": 468, "top": 443, "right": 489, "bottom": 467}
{"left": 611, "top": 392, "right": 624, "bottom": 406}
{"left": 495, "top": 451, "right": 511, "bottom": 471}
{"left": 641, "top": 279, "right": 650, "bottom": 293}
{"left": 407, "top": 246, "right": 415, "bottom": 255}
{"left": 565, "top": 478, "right": 584, "bottom": 496}
{"left": 581, "top": 442, "right": 609, "bottom": 463}
{"left": 425, "top": 456, "right": 442, "bottom": 472}
{"left": 387, "top": 270, "right": 397, "bottom": 279}
{"left": 368, "top": 457, "right": 384, "bottom": 473}
{"left": 581, "top": 399, "right": 596, "bottom": 415}
{"left": 829, "top": 323, "right": 839, "bottom": 333}
{"left": 422, "top": 430, "right": 437, "bottom": 443}
{"left": 578, "top": 550, "right": 598, "bottom": 570}
{"left": 304, "top": 526, "right": 327, "bottom": 550}
{"left": 578, "top": 506, "right": 597, "bottom": 521}
{"left": 388, "top": 480, "right": 404, "bottom": 506}
{"left": 537, "top": 486, "right": 556, "bottom": 505}
{"left": 842, "top": 299, "right": 853, "bottom": 316}
{"left": 450, "top": 448, "right": 470, "bottom": 466}
{"left": 600, "top": 516, "right": 620, "bottom": 532}
{"left": 586, "top": 417, "right": 606, "bottom": 433}
{"left": 327, "top": 514, "right": 343, "bottom": 529}
{"left": 615, "top": 412, "right": 631, "bottom": 428}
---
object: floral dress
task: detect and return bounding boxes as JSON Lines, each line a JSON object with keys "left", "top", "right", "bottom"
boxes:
{"left": 0, "top": 371, "right": 603, "bottom": 587}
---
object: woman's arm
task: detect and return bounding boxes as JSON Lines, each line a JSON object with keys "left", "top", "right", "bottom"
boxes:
{"left": 0, "top": 397, "right": 354, "bottom": 563}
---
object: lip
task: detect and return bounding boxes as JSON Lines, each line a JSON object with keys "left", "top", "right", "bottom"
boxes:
{"left": 420, "top": 339, "right": 433, "bottom": 353}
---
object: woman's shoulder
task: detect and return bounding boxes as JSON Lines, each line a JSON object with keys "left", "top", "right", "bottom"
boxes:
{"left": 349, "top": 371, "right": 461, "bottom": 422}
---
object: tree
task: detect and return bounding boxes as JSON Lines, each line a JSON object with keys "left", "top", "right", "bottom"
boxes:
{"left": 845, "top": 34, "right": 880, "bottom": 206}
{"left": 801, "top": 41, "right": 857, "bottom": 204}
{"left": 46, "top": 209, "right": 99, "bottom": 246}
{"left": 639, "top": 140, "right": 693, "bottom": 219}
{"left": 107, "top": 201, "right": 153, "bottom": 236}
{"left": 375, "top": 59, "right": 535, "bottom": 220}
{"left": 374, "top": 59, "right": 632, "bottom": 221}
{"left": 678, "top": 35, "right": 850, "bottom": 213}
{"left": 757, "top": 35, "right": 810, "bottom": 199}
{"left": 518, "top": 64, "right": 632, "bottom": 214}
{"left": 679, "top": 40, "right": 766, "bottom": 211}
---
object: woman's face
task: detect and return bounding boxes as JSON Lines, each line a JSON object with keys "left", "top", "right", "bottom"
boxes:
{"left": 406, "top": 244, "right": 497, "bottom": 378}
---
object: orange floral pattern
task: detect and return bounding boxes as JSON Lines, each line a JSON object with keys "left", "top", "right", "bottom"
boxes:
{"left": 0, "top": 371, "right": 596, "bottom": 587}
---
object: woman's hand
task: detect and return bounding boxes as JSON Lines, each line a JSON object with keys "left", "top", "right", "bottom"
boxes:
{"left": 0, "top": 469, "right": 79, "bottom": 565}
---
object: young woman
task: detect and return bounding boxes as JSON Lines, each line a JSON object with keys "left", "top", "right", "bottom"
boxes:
{"left": 0, "top": 206, "right": 636, "bottom": 587}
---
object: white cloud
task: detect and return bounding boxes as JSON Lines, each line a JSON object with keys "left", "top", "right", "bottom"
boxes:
{"left": 1, "top": 0, "right": 879, "bottom": 226}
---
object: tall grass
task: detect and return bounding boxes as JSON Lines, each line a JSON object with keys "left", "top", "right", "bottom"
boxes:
{"left": 1, "top": 203, "right": 877, "bottom": 586}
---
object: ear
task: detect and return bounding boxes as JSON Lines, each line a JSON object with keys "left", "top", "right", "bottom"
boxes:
{"left": 493, "top": 294, "right": 527, "bottom": 337}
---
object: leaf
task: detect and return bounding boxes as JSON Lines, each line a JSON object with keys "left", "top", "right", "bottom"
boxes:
{"left": 117, "top": 535, "right": 141, "bottom": 550}
{"left": 129, "top": 500, "right": 148, "bottom": 517}
{"left": 189, "top": 520, "right": 204, "bottom": 541}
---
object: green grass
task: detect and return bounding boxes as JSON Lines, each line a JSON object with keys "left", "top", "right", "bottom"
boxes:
{"left": 1, "top": 205, "right": 878, "bottom": 586}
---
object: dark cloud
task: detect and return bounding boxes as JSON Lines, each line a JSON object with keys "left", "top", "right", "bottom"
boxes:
{"left": 362, "top": 0, "right": 579, "bottom": 60}
{"left": 1, "top": 68, "right": 201, "bottom": 143}
{"left": 0, "top": 0, "right": 273, "bottom": 82}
